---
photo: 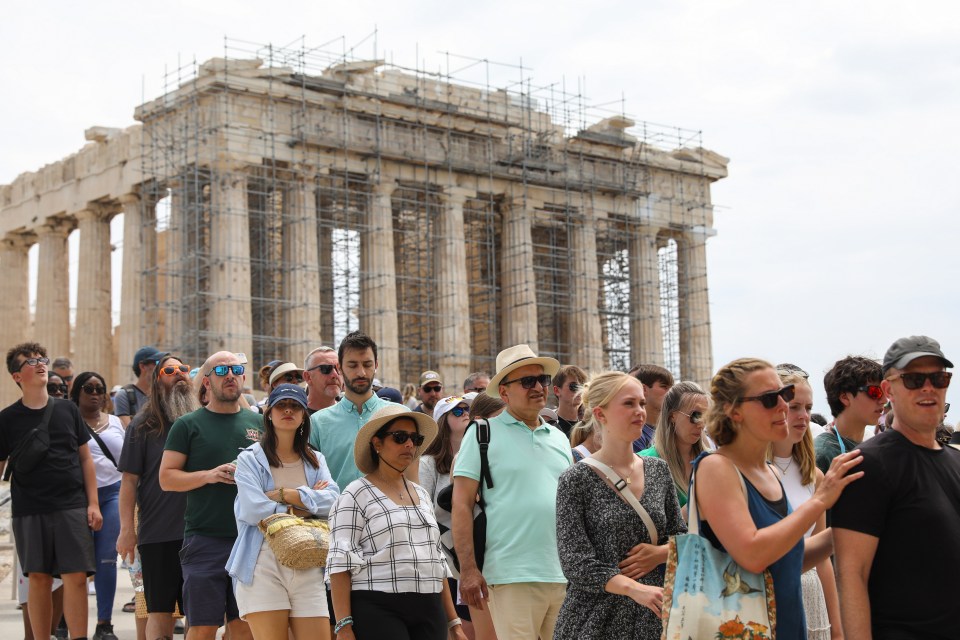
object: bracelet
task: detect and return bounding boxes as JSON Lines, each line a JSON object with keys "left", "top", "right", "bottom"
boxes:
{"left": 448, "top": 617, "right": 462, "bottom": 629}
{"left": 334, "top": 616, "right": 354, "bottom": 633}
{"left": 277, "top": 487, "right": 286, "bottom": 505}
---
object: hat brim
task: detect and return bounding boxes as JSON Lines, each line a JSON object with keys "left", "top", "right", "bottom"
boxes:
{"left": 486, "top": 356, "right": 561, "bottom": 397}
{"left": 886, "top": 351, "right": 954, "bottom": 373}
{"left": 353, "top": 409, "right": 439, "bottom": 474}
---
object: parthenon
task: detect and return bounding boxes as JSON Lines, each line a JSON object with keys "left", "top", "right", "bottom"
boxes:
{"left": 0, "top": 41, "right": 728, "bottom": 406}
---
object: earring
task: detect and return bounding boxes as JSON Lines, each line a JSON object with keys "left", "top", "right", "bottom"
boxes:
{"left": 298, "top": 426, "right": 303, "bottom": 436}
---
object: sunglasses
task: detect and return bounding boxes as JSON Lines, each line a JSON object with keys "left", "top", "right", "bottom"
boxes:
{"left": 892, "top": 371, "right": 952, "bottom": 390}
{"left": 159, "top": 364, "right": 191, "bottom": 376}
{"left": 465, "top": 386, "right": 486, "bottom": 393}
{"left": 277, "top": 373, "right": 303, "bottom": 384}
{"left": 501, "top": 374, "right": 552, "bottom": 390}
{"left": 47, "top": 382, "right": 68, "bottom": 396}
{"left": 272, "top": 400, "right": 304, "bottom": 412}
{"left": 207, "top": 364, "right": 245, "bottom": 377}
{"left": 450, "top": 406, "right": 469, "bottom": 418}
{"left": 306, "top": 363, "right": 337, "bottom": 375}
{"left": 422, "top": 384, "right": 443, "bottom": 393}
{"left": 18, "top": 356, "right": 50, "bottom": 370}
{"left": 81, "top": 383, "right": 107, "bottom": 395}
{"left": 741, "top": 384, "right": 795, "bottom": 409}
{"left": 677, "top": 410, "right": 703, "bottom": 424}
{"left": 857, "top": 385, "right": 884, "bottom": 401}
{"left": 381, "top": 431, "right": 426, "bottom": 446}
{"left": 567, "top": 382, "right": 583, "bottom": 393}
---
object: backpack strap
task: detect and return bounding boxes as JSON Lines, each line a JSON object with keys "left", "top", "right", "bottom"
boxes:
{"left": 122, "top": 384, "right": 139, "bottom": 417}
{"left": 475, "top": 419, "right": 494, "bottom": 491}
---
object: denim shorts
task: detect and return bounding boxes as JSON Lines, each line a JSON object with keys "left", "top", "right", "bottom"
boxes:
{"left": 179, "top": 535, "right": 239, "bottom": 626}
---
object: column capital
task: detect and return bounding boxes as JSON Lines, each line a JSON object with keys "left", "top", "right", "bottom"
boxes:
{"left": 37, "top": 216, "right": 76, "bottom": 237}
{"left": 372, "top": 178, "right": 398, "bottom": 197}
{"left": 1, "top": 231, "right": 36, "bottom": 251}
{"left": 502, "top": 195, "right": 543, "bottom": 212}
{"left": 74, "top": 205, "right": 113, "bottom": 223}
{"left": 118, "top": 193, "right": 142, "bottom": 208}
{"left": 681, "top": 225, "right": 717, "bottom": 241}
{"left": 439, "top": 186, "right": 476, "bottom": 205}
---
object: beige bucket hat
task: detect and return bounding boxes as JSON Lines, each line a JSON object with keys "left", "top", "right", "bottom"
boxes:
{"left": 353, "top": 404, "right": 439, "bottom": 474}
{"left": 486, "top": 344, "right": 560, "bottom": 398}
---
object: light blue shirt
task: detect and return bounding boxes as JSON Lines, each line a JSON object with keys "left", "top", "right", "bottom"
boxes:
{"left": 226, "top": 443, "right": 340, "bottom": 585}
{"left": 453, "top": 410, "right": 572, "bottom": 584}
{"left": 308, "top": 394, "right": 393, "bottom": 490}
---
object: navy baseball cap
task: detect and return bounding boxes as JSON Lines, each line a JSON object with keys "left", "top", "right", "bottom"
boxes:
{"left": 267, "top": 384, "right": 308, "bottom": 409}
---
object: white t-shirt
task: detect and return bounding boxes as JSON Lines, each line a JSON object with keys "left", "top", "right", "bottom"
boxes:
{"left": 88, "top": 414, "right": 125, "bottom": 487}
{"left": 773, "top": 456, "right": 815, "bottom": 538}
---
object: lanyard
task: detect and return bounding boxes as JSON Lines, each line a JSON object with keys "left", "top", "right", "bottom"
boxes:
{"left": 834, "top": 427, "right": 847, "bottom": 454}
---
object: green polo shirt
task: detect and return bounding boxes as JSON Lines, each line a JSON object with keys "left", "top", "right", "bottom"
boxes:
{"left": 638, "top": 445, "right": 688, "bottom": 507}
{"left": 309, "top": 394, "right": 392, "bottom": 490}
{"left": 453, "top": 410, "right": 572, "bottom": 585}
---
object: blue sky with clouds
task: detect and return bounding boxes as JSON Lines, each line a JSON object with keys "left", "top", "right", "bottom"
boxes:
{"left": 2, "top": 0, "right": 957, "bottom": 413}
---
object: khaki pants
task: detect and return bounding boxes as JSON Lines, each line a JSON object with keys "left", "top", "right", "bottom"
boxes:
{"left": 487, "top": 582, "right": 566, "bottom": 640}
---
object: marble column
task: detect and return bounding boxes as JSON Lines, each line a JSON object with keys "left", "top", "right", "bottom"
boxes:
{"left": 629, "top": 224, "right": 663, "bottom": 367}
{"left": 74, "top": 206, "right": 114, "bottom": 377}
{"left": 360, "top": 178, "right": 400, "bottom": 386}
{"left": 209, "top": 168, "right": 254, "bottom": 359}
{"left": 569, "top": 208, "right": 604, "bottom": 371}
{"left": 119, "top": 194, "right": 158, "bottom": 375}
{"left": 0, "top": 233, "right": 34, "bottom": 406}
{"left": 500, "top": 197, "right": 539, "bottom": 351}
{"left": 35, "top": 219, "right": 73, "bottom": 359}
{"left": 316, "top": 189, "right": 336, "bottom": 347}
{"left": 436, "top": 187, "right": 475, "bottom": 387}
{"left": 161, "top": 185, "right": 184, "bottom": 350}
{"left": 678, "top": 227, "right": 713, "bottom": 387}
{"left": 284, "top": 175, "right": 323, "bottom": 362}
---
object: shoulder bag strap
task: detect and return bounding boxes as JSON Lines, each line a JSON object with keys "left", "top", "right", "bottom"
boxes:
{"left": 582, "top": 457, "right": 658, "bottom": 546}
{"left": 2, "top": 399, "right": 56, "bottom": 481}
{"left": 86, "top": 420, "right": 119, "bottom": 468}
{"left": 688, "top": 453, "right": 748, "bottom": 536}
{"left": 38, "top": 397, "right": 55, "bottom": 432}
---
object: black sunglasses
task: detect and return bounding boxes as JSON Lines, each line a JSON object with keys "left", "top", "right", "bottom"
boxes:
{"left": 741, "top": 384, "right": 795, "bottom": 409}
{"left": 857, "top": 385, "right": 884, "bottom": 401}
{"left": 502, "top": 374, "right": 552, "bottom": 390}
{"left": 277, "top": 373, "right": 303, "bottom": 383}
{"left": 306, "top": 363, "right": 337, "bottom": 375}
{"left": 207, "top": 364, "right": 245, "bottom": 377}
{"left": 677, "top": 410, "right": 703, "bottom": 424}
{"left": 422, "top": 384, "right": 443, "bottom": 393}
{"left": 567, "top": 382, "right": 583, "bottom": 393}
{"left": 81, "top": 383, "right": 107, "bottom": 395}
{"left": 382, "top": 431, "right": 426, "bottom": 446}
{"left": 47, "top": 382, "right": 68, "bottom": 396}
{"left": 892, "top": 371, "right": 952, "bottom": 390}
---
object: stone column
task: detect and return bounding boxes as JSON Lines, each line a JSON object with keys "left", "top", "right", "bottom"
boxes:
{"left": 119, "top": 194, "right": 157, "bottom": 375}
{"left": 500, "top": 197, "right": 539, "bottom": 351}
{"left": 569, "top": 208, "right": 604, "bottom": 371}
{"left": 283, "top": 175, "right": 323, "bottom": 362}
{"left": 209, "top": 168, "right": 254, "bottom": 359}
{"left": 74, "top": 206, "right": 114, "bottom": 376}
{"left": 360, "top": 178, "right": 400, "bottom": 386}
{"left": 629, "top": 224, "right": 663, "bottom": 367}
{"left": 678, "top": 227, "right": 713, "bottom": 387}
{"left": 435, "top": 187, "right": 475, "bottom": 387}
{"left": 0, "top": 233, "right": 34, "bottom": 406}
{"left": 316, "top": 189, "right": 336, "bottom": 347}
{"left": 161, "top": 185, "right": 184, "bottom": 350}
{"left": 35, "top": 219, "right": 73, "bottom": 359}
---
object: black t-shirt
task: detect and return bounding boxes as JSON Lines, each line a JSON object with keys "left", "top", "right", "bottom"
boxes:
{"left": 0, "top": 398, "right": 90, "bottom": 516}
{"left": 556, "top": 416, "right": 578, "bottom": 438}
{"left": 117, "top": 413, "right": 187, "bottom": 545}
{"left": 833, "top": 429, "right": 960, "bottom": 639}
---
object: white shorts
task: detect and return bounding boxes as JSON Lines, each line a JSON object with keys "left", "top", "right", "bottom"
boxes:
{"left": 235, "top": 540, "right": 329, "bottom": 619}
{"left": 17, "top": 573, "right": 63, "bottom": 605}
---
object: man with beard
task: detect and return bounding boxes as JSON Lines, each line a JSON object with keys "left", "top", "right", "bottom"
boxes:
{"left": 303, "top": 346, "right": 343, "bottom": 414}
{"left": 117, "top": 354, "right": 196, "bottom": 640}
{"left": 309, "top": 331, "right": 417, "bottom": 490}
{"left": 159, "top": 352, "right": 262, "bottom": 640}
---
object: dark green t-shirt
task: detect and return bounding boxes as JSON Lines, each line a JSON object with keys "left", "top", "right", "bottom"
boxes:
{"left": 814, "top": 428, "right": 860, "bottom": 475}
{"left": 164, "top": 408, "right": 263, "bottom": 538}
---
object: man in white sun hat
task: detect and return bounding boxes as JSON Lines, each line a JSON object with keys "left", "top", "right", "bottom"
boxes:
{"left": 452, "top": 344, "right": 572, "bottom": 639}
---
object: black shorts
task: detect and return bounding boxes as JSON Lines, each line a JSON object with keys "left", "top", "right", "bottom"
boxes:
{"left": 139, "top": 540, "right": 184, "bottom": 614}
{"left": 13, "top": 508, "right": 96, "bottom": 577}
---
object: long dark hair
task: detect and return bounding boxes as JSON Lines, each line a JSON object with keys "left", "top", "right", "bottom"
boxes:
{"left": 424, "top": 412, "right": 457, "bottom": 474}
{"left": 69, "top": 371, "right": 107, "bottom": 406}
{"left": 262, "top": 404, "right": 318, "bottom": 469}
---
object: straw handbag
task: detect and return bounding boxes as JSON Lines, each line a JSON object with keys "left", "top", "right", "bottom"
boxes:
{"left": 258, "top": 512, "right": 331, "bottom": 569}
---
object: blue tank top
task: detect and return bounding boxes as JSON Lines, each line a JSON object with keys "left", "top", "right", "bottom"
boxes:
{"left": 699, "top": 456, "right": 806, "bottom": 640}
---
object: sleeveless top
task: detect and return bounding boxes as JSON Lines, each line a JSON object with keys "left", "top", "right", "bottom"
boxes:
{"left": 698, "top": 456, "right": 807, "bottom": 640}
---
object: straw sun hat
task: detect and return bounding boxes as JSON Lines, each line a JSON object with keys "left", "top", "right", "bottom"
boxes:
{"left": 353, "top": 404, "right": 439, "bottom": 474}
{"left": 486, "top": 344, "right": 561, "bottom": 398}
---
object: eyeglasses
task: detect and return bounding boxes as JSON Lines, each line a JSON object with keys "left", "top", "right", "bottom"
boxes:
{"left": 422, "top": 384, "right": 443, "bottom": 393}
{"left": 306, "top": 363, "right": 337, "bottom": 375}
{"left": 677, "top": 410, "right": 703, "bottom": 424}
{"left": 276, "top": 373, "right": 303, "bottom": 384}
{"left": 159, "top": 364, "right": 191, "bottom": 377}
{"left": 775, "top": 364, "right": 809, "bottom": 379}
{"left": 857, "top": 385, "right": 884, "bottom": 401}
{"left": 18, "top": 357, "right": 50, "bottom": 371}
{"left": 891, "top": 371, "right": 952, "bottom": 390}
{"left": 381, "top": 431, "right": 426, "bottom": 446}
{"left": 450, "top": 406, "right": 469, "bottom": 418}
{"left": 46, "top": 382, "right": 68, "bottom": 396}
{"left": 81, "top": 383, "right": 107, "bottom": 395}
{"left": 501, "top": 374, "right": 552, "bottom": 390}
{"left": 740, "top": 384, "right": 795, "bottom": 409}
{"left": 207, "top": 364, "right": 245, "bottom": 377}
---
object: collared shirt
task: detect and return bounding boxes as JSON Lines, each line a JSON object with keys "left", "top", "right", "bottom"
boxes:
{"left": 632, "top": 423, "right": 656, "bottom": 452}
{"left": 453, "top": 409, "right": 572, "bottom": 585}
{"left": 309, "top": 393, "right": 392, "bottom": 490}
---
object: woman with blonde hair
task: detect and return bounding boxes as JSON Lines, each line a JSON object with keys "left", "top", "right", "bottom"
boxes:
{"left": 570, "top": 421, "right": 600, "bottom": 462}
{"left": 638, "top": 381, "right": 709, "bottom": 509}
{"left": 695, "top": 358, "right": 863, "bottom": 640}
{"left": 554, "top": 372, "right": 685, "bottom": 639}
{"left": 769, "top": 368, "right": 842, "bottom": 639}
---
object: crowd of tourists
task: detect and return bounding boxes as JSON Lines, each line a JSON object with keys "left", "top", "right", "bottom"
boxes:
{"left": 0, "top": 330, "right": 956, "bottom": 640}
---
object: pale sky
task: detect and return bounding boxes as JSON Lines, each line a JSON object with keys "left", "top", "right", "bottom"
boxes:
{"left": 2, "top": 0, "right": 958, "bottom": 413}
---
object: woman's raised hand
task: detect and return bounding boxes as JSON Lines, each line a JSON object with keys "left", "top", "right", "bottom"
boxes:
{"left": 813, "top": 449, "right": 864, "bottom": 509}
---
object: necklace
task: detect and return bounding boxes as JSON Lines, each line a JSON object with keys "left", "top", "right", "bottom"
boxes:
{"left": 773, "top": 456, "right": 793, "bottom": 474}
{"left": 596, "top": 456, "right": 636, "bottom": 484}
{"left": 85, "top": 413, "right": 107, "bottom": 433}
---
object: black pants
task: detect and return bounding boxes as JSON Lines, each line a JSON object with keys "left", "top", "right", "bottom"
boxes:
{"left": 351, "top": 590, "right": 445, "bottom": 640}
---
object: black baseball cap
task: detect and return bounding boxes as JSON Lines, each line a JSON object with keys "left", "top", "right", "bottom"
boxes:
{"left": 882, "top": 335, "right": 953, "bottom": 374}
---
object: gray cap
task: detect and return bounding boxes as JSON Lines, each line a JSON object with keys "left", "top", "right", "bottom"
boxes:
{"left": 882, "top": 335, "right": 954, "bottom": 374}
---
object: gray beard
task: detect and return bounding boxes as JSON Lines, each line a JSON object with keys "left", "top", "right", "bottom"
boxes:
{"left": 161, "top": 382, "right": 200, "bottom": 423}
